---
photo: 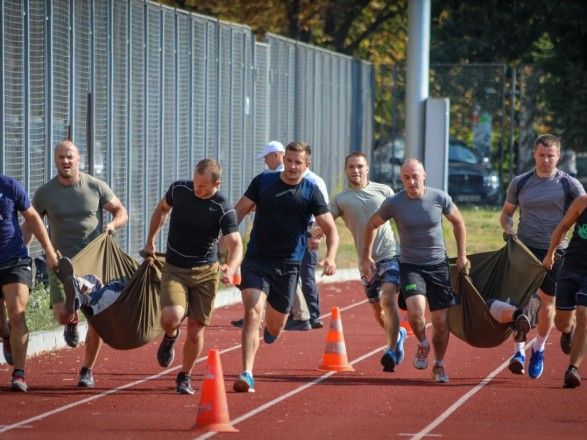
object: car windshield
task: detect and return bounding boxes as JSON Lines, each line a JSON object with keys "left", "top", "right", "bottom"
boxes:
{"left": 449, "top": 144, "right": 480, "bottom": 164}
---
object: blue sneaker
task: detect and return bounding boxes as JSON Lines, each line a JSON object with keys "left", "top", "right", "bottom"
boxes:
{"left": 508, "top": 352, "right": 526, "bottom": 375}
{"left": 263, "top": 327, "right": 278, "bottom": 344}
{"left": 233, "top": 372, "right": 255, "bottom": 393}
{"left": 380, "top": 348, "right": 398, "bottom": 372}
{"left": 528, "top": 348, "right": 545, "bottom": 379}
{"left": 395, "top": 327, "right": 407, "bottom": 364}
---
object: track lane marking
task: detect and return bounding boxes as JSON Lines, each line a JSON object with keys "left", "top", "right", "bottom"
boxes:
{"left": 0, "top": 300, "right": 367, "bottom": 434}
{"left": 408, "top": 340, "right": 534, "bottom": 440}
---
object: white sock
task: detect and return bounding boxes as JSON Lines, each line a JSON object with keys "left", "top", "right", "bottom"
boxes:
{"left": 434, "top": 359, "right": 445, "bottom": 367}
{"left": 419, "top": 339, "right": 430, "bottom": 349}
{"left": 533, "top": 335, "right": 548, "bottom": 352}
{"left": 514, "top": 342, "right": 524, "bottom": 354}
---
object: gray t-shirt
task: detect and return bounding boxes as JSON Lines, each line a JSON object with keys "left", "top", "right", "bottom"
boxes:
{"left": 330, "top": 181, "right": 398, "bottom": 265}
{"left": 506, "top": 169, "right": 585, "bottom": 250}
{"left": 33, "top": 172, "right": 115, "bottom": 257}
{"left": 377, "top": 187, "right": 455, "bottom": 265}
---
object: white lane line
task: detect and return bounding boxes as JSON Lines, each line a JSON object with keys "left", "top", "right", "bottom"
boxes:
{"left": 0, "top": 300, "right": 368, "bottom": 434}
{"left": 193, "top": 345, "right": 385, "bottom": 440}
{"left": 409, "top": 340, "right": 533, "bottom": 440}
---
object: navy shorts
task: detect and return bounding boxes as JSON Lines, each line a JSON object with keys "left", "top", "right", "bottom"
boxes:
{"left": 240, "top": 257, "right": 300, "bottom": 314}
{"left": 527, "top": 246, "right": 564, "bottom": 297}
{"left": 555, "top": 259, "right": 587, "bottom": 310}
{"left": 399, "top": 260, "right": 455, "bottom": 312}
{"left": 0, "top": 257, "right": 33, "bottom": 297}
{"left": 361, "top": 258, "right": 400, "bottom": 303}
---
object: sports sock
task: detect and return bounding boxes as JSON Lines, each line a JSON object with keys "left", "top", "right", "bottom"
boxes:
{"left": 419, "top": 339, "right": 430, "bottom": 349}
{"left": 434, "top": 360, "right": 445, "bottom": 367}
{"left": 514, "top": 342, "right": 524, "bottom": 354}
{"left": 533, "top": 335, "right": 547, "bottom": 352}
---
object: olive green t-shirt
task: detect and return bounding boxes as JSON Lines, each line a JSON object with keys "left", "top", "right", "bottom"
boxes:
{"left": 33, "top": 172, "right": 115, "bottom": 257}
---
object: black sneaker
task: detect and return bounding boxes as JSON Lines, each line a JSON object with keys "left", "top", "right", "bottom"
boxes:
{"left": 157, "top": 329, "right": 180, "bottom": 367}
{"left": 284, "top": 319, "right": 311, "bottom": 331}
{"left": 564, "top": 366, "right": 581, "bottom": 389}
{"left": 230, "top": 319, "right": 244, "bottom": 328}
{"left": 560, "top": 326, "right": 575, "bottom": 355}
{"left": 63, "top": 318, "right": 80, "bottom": 348}
{"left": 513, "top": 313, "right": 531, "bottom": 342}
{"left": 310, "top": 318, "right": 324, "bottom": 329}
{"left": 78, "top": 367, "right": 95, "bottom": 388}
{"left": 2, "top": 324, "right": 13, "bottom": 366}
{"left": 175, "top": 372, "right": 195, "bottom": 395}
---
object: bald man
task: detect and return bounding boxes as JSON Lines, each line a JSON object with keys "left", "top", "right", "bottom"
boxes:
{"left": 24, "top": 140, "right": 128, "bottom": 388}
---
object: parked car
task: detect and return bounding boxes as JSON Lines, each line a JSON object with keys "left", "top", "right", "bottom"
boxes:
{"left": 373, "top": 138, "right": 503, "bottom": 205}
{"left": 448, "top": 139, "right": 503, "bottom": 206}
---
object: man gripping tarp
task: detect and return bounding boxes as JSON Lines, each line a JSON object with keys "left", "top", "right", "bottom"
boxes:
{"left": 448, "top": 236, "right": 546, "bottom": 348}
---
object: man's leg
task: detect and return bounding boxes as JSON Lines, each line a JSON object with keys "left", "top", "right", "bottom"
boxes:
{"left": 233, "top": 288, "right": 265, "bottom": 393}
{"left": 406, "top": 294, "right": 430, "bottom": 370}
{"left": 181, "top": 318, "right": 206, "bottom": 373}
{"left": 157, "top": 305, "right": 185, "bottom": 368}
{"left": 300, "top": 247, "right": 321, "bottom": 326}
{"left": 285, "top": 285, "right": 311, "bottom": 330}
{"left": 563, "top": 305, "right": 586, "bottom": 388}
{"left": 430, "top": 308, "right": 450, "bottom": 363}
{"left": 3, "top": 283, "right": 29, "bottom": 372}
{"left": 77, "top": 325, "right": 102, "bottom": 388}
{"left": 380, "top": 284, "right": 400, "bottom": 350}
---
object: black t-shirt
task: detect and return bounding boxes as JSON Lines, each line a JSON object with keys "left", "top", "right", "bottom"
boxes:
{"left": 244, "top": 172, "right": 329, "bottom": 263}
{"left": 565, "top": 205, "right": 587, "bottom": 267}
{"left": 164, "top": 180, "right": 238, "bottom": 268}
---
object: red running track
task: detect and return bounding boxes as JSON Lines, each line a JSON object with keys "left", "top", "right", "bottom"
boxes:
{"left": 0, "top": 280, "right": 585, "bottom": 440}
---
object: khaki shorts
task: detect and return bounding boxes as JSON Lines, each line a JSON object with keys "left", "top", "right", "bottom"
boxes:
{"left": 48, "top": 269, "right": 66, "bottom": 307}
{"left": 160, "top": 262, "right": 219, "bottom": 325}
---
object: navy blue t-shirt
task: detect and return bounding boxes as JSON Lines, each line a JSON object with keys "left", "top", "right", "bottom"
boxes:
{"left": 164, "top": 180, "right": 238, "bottom": 268}
{"left": 244, "top": 172, "right": 329, "bottom": 263}
{"left": 0, "top": 175, "right": 31, "bottom": 263}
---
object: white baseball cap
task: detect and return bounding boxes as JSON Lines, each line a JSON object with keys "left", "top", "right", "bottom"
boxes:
{"left": 256, "top": 141, "right": 285, "bottom": 159}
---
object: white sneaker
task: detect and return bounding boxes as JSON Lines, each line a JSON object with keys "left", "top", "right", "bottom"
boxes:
{"left": 413, "top": 344, "right": 430, "bottom": 370}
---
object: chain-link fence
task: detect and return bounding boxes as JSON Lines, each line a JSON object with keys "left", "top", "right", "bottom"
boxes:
{"left": 0, "top": 0, "right": 374, "bottom": 257}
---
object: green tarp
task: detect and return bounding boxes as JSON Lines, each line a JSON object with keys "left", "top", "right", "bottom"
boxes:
{"left": 71, "top": 233, "right": 164, "bottom": 350}
{"left": 448, "top": 237, "right": 546, "bottom": 348}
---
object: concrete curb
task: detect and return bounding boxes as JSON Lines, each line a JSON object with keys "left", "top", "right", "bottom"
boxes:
{"left": 0, "top": 268, "right": 360, "bottom": 364}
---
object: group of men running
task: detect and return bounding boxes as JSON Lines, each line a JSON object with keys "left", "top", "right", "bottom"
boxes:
{"left": 0, "top": 133, "right": 585, "bottom": 394}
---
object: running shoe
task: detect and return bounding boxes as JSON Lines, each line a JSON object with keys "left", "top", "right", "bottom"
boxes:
{"left": 175, "top": 372, "right": 195, "bottom": 395}
{"left": 78, "top": 367, "right": 95, "bottom": 388}
{"left": 508, "top": 351, "right": 526, "bottom": 375}
{"left": 2, "top": 324, "right": 13, "bottom": 366}
{"left": 284, "top": 319, "right": 311, "bottom": 331}
{"left": 11, "top": 370, "right": 27, "bottom": 392}
{"left": 513, "top": 313, "right": 531, "bottom": 342}
{"left": 157, "top": 329, "right": 180, "bottom": 367}
{"left": 230, "top": 319, "right": 244, "bottom": 328}
{"left": 380, "top": 348, "right": 398, "bottom": 372}
{"left": 560, "top": 326, "right": 575, "bottom": 355}
{"left": 63, "top": 318, "right": 80, "bottom": 348}
{"left": 310, "top": 318, "right": 324, "bottom": 329}
{"left": 395, "top": 327, "right": 408, "bottom": 364}
{"left": 413, "top": 344, "right": 430, "bottom": 370}
{"left": 432, "top": 364, "right": 449, "bottom": 383}
{"left": 563, "top": 366, "right": 581, "bottom": 389}
{"left": 233, "top": 372, "right": 255, "bottom": 393}
{"left": 263, "top": 327, "right": 278, "bottom": 344}
{"left": 528, "top": 348, "right": 544, "bottom": 379}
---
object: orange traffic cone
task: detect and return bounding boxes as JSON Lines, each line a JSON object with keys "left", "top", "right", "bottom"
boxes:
{"left": 193, "top": 348, "right": 238, "bottom": 432}
{"left": 400, "top": 314, "right": 414, "bottom": 336}
{"left": 318, "top": 306, "right": 354, "bottom": 371}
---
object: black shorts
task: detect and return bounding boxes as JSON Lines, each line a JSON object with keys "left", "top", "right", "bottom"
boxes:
{"left": 0, "top": 257, "right": 33, "bottom": 297}
{"left": 240, "top": 257, "right": 300, "bottom": 314}
{"left": 399, "top": 260, "right": 455, "bottom": 312}
{"left": 527, "top": 246, "right": 564, "bottom": 297}
{"left": 556, "top": 259, "right": 587, "bottom": 310}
